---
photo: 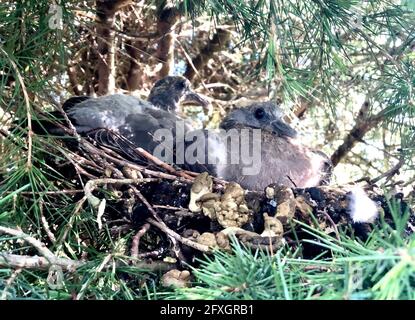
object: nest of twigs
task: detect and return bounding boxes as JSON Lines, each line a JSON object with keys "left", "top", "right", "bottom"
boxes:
{"left": 4, "top": 112, "right": 413, "bottom": 286}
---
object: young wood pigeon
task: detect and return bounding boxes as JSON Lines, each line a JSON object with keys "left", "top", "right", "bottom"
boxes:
{"left": 180, "top": 102, "right": 332, "bottom": 190}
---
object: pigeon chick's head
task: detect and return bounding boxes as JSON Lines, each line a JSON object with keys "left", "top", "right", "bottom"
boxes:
{"left": 148, "top": 76, "right": 209, "bottom": 112}
{"left": 220, "top": 101, "right": 297, "bottom": 138}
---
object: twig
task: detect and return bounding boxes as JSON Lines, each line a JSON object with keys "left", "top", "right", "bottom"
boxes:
{"left": 130, "top": 223, "right": 150, "bottom": 259}
{"left": 319, "top": 210, "right": 340, "bottom": 241}
{"left": 131, "top": 188, "right": 210, "bottom": 252}
{"left": 60, "top": 148, "right": 97, "bottom": 181}
{"left": 147, "top": 218, "right": 210, "bottom": 253}
{"left": 0, "top": 226, "right": 56, "bottom": 262}
{"left": 39, "top": 199, "right": 57, "bottom": 243}
{"left": 83, "top": 177, "right": 159, "bottom": 208}
{"left": 0, "top": 252, "right": 174, "bottom": 273}
{"left": 80, "top": 140, "right": 192, "bottom": 183}
{"left": 136, "top": 147, "right": 194, "bottom": 180}
{"left": 370, "top": 155, "right": 405, "bottom": 185}
{"left": 0, "top": 253, "right": 82, "bottom": 272}
{"left": 330, "top": 101, "right": 383, "bottom": 167}
{"left": 286, "top": 175, "right": 298, "bottom": 188}
{"left": 138, "top": 248, "right": 165, "bottom": 259}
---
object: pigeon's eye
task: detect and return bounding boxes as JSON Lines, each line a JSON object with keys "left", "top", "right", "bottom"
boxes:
{"left": 175, "top": 80, "right": 187, "bottom": 90}
{"left": 254, "top": 108, "right": 265, "bottom": 119}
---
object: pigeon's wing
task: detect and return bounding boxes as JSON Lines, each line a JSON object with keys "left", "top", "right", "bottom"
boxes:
{"left": 66, "top": 94, "right": 154, "bottom": 133}
{"left": 80, "top": 108, "right": 194, "bottom": 167}
{"left": 62, "top": 96, "right": 91, "bottom": 112}
{"left": 221, "top": 132, "right": 332, "bottom": 190}
{"left": 176, "top": 129, "right": 227, "bottom": 176}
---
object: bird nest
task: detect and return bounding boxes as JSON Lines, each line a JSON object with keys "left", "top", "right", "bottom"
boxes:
{"left": 34, "top": 113, "right": 413, "bottom": 250}
{"left": 6, "top": 112, "right": 412, "bottom": 287}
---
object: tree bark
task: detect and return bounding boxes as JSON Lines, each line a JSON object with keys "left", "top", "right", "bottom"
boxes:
{"left": 125, "top": 39, "right": 144, "bottom": 91}
{"left": 95, "top": 0, "right": 132, "bottom": 95}
{"left": 155, "top": 6, "right": 180, "bottom": 78}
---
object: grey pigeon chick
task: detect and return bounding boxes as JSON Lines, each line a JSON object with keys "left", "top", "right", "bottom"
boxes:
{"left": 40, "top": 76, "right": 208, "bottom": 155}
{"left": 181, "top": 102, "right": 332, "bottom": 190}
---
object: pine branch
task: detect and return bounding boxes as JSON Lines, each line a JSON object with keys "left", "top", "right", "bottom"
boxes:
{"left": 330, "top": 101, "right": 383, "bottom": 167}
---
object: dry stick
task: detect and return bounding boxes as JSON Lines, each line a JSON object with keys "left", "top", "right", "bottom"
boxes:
{"left": 182, "top": 170, "right": 199, "bottom": 177}
{"left": 147, "top": 218, "right": 210, "bottom": 253}
{"left": 286, "top": 175, "right": 298, "bottom": 188}
{"left": 83, "top": 177, "right": 159, "bottom": 208}
{"left": 0, "top": 46, "right": 32, "bottom": 170}
{"left": 0, "top": 226, "right": 56, "bottom": 262}
{"left": 53, "top": 138, "right": 95, "bottom": 186}
{"left": 153, "top": 204, "right": 186, "bottom": 211}
{"left": 370, "top": 155, "right": 405, "bottom": 185}
{"left": 83, "top": 136, "right": 225, "bottom": 188}
{"left": 130, "top": 223, "right": 150, "bottom": 259}
{"left": 69, "top": 158, "right": 102, "bottom": 177}
{"left": 0, "top": 253, "right": 82, "bottom": 272}
{"left": 134, "top": 144, "right": 226, "bottom": 186}
{"left": 303, "top": 265, "right": 331, "bottom": 272}
{"left": 320, "top": 210, "right": 340, "bottom": 241}
{"left": 153, "top": 205, "right": 196, "bottom": 218}
{"left": 63, "top": 149, "right": 98, "bottom": 180}
{"left": 81, "top": 140, "right": 192, "bottom": 182}
{"left": 98, "top": 145, "right": 131, "bottom": 162}
{"left": 39, "top": 199, "right": 57, "bottom": 244}
{"left": 132, "top": 187, "right": 195, "bottom": 260}
{"left": 0, "top": 252, "right": 173, "bottom": 273}
{"left": 138, "top": 248, "right": 164, "bottom": 259}
{"left": 131, "top": 188, "right": 210, "bottom": 252}
{"left": 90, "top": 151, "right": 125, "bottom": 179}
{"left": 136, "top": 147, "right": 194, "bottom": 180}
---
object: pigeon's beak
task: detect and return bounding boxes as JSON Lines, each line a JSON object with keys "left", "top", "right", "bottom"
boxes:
{"left": 270, "top": 120, "right": 298, "bottom": 138}
{"left": 181, "top": 90, "right": 210, "bottom": 108}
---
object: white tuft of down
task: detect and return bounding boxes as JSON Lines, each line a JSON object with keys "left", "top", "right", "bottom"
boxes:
{"left": 348, "top": 186, "right": 379, "bottom": 223}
